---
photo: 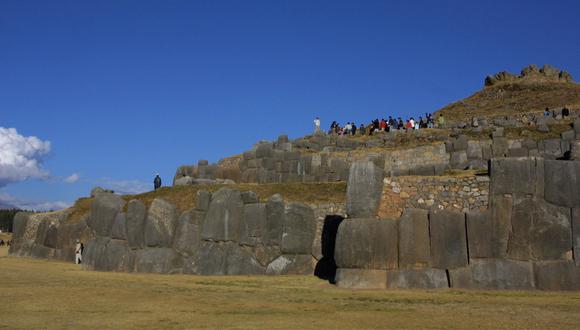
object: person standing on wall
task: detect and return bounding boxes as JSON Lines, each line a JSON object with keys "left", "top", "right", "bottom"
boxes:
{"left": 154, "top": 173, "right": 162, "bottom": 190}
{"left": 314, "top": 117, "right": 321, "bottom": 133}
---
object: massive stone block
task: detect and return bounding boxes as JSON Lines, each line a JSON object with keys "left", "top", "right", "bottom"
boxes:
{"left": 346, "top": 161, "right": 384, "bottom": 218}
{"left": 466, "top": 210, "right": 493, "bottom": 258}
{"left": 506, "top": 198, "right": 534, "bottom": 260}
{"left": 544, "top": 160, "right": 580, "bottom": 208}
{"left": 126, "top": 199, "right": 147, "bottom": 249}
{"left": 335, "top": 218, "right": 398, "bottom": 270}
{"left": 134, "top": 248, "right": 183, "bottom": 274}
{"left": 574, "top": 209, "right": 580, "bottom": 267}
{"left": 224, "top": 244, "right": 265, "bottom": 275}
{"left": 144, "top": 198, "right": 179, "bottom": 247}
{"left": 240, "top": 203, "right": 267, "bottom": 246}
{"left": 201, "top": 188, "right": 244, "bottom": 242}
{"left": 111, "top": 212, "right": 127, "bottom": 240}
{"left": 43, "top": 225, "right": 58, "bottom": 249}
{"left": 173, "top": 209, "right": 204, "bottom": 256}
{"left": 196, "top": 190, "right": 211, "bottom": 211}
{"left": 490, "top": 194, "right": 513, "bottom": 258}
{"left": 398, "top": 209, "right": 430, "bottom": 268}
{"left": 534, "top": 261, "right": 580, "bottom": 290}
{"left": 429, "top": 210, "right": 468, "bottom": 269}
{"left": 387, "top": 269, "right": 448, "bottom": 289}
{"left": 265, "top": 194, "right": 285, "bottom": 245}
{"left": 335, "top": 269, "right": 387, "bottom": 289}
{"left": 490, "top": 158, "right": 537, "bottom": 195}
{"left": 449, "top": 259, "right": 535, "bottom": 290}
{"left": 187, "top": 242, "right": 264, "bottom": 275}
{"left": 102, "top": 239, "right": 133, "bottom": 272}
{"left": 266, "top": 255, "right": 314, "bottom": 275}
{"left": 281, "top": 203, "right": 316, "bottom": 254}
{"left": 11, "top": 212, "right": 29, "bottom": 240}
{"left": 531, "top": 200, "right": 572, "bottom": 260}
{"left": 87, "top": 192, "right": 126, "bottom": 237}
{"left": 82, "top": 237, "right": 110, "bottom": 271}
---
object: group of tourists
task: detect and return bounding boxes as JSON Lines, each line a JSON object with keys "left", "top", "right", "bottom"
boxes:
{"left": 315, "top": 113, "right": 446, "bottom": 136}
{"left": 0, "top": 239, "right": 11, "bottom": 247}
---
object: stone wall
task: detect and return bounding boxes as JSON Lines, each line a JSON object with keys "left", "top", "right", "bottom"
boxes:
{"left": 335, "top": 157, "right": 580, "bottom": 290}
{"left": 9, "top": 189, "right": 345, "bottom": 277}
{"left": 378, "top": 175, "right": 490, "bottom": 218}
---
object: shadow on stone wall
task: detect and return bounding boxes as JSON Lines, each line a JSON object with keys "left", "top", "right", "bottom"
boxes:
{"left": 314, "top": 215, "right": 344, "bottom": 283}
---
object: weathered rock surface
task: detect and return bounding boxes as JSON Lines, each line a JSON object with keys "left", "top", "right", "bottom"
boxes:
{"left": 398, "top": 209, "right": 430, "bottom": 268}
{"left": 265, "top": 194, "right": 285, "bottom": 244}
{"left": 239, "top": 203, "right": 267, "bottom": 246}
{"left": 281, "top": 202, "right": 315, "bottom": 254}
{"left": 387, "top": 269, "right": 448, "bottom": 289}
{"left": 346, "top": 161, "right": 384, "bottom": 218}
{"left": 335, "top": 218, "right": 398, "bottom": 270}
{"left": 134, "top": 248, "right": 182, "bottom": 274}
{"left": 126, "top": 199, "right": 147, "bottom": 248}
{"left": 87, "top": 192, "right": 125, "bottom": 237}
{"left": 201, "top": 188, "right": 244, "bottom": 242}
{"left": 466, "top": 210, "right": 494, "bottom": 259}
{"left": 111, "top": 212, "right": 127, "bottom": 240}
{"left": 544, "top": 160, "right": 580, "bottom": 208}
{"left": 266, "top": 255, "right": 314, "bottom": 275}
{"left": 574, "top": 209, "right": 580, "bottom": 267}
{"left": 144, "top": 198, "right": 178, "bottom": 247}
{"left": 429, "top": 210, "right": 467, "bottom": 269}
{"left": 449, "top": 259, "right": 535, "bottom": 290}
{"left": 335, "top": 269, "right": 387, "bottom": 289}
{"left": 173, "top": 209, "right": 204, "bottom": 256}
{"left": 534, "top": 261, "right": 580, "bottom": 290}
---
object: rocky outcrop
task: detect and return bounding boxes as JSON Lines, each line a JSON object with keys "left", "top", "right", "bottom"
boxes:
{"left": 485, "top": 64, "right": 575, "bottom": 86}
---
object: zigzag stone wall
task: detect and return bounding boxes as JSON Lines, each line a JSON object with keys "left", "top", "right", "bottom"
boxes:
{"left": 335, "top": 159, "right": 580, "bottom": 290}
{"left": 9, "top": 190, "right": 343, "bottom": 276}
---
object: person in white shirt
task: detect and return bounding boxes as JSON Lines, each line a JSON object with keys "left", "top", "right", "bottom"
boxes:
{"left": 75, "top": 239, "right": 83, "bottom": 264}
{"left": 314, "top": 117, "right": 321, "bottom": 133}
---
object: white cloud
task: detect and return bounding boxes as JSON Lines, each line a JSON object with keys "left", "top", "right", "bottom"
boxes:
{"left": 94, "top": 178, "right": 150, "bottom": 195}
{"left": 0, "top": 127, "right": 51, "bottom": 187}
{"left": 63, "top": 173, "right": 80, "bottom": 184}
{"left": 0, "top": 192, "right": 71, "bottom": 212}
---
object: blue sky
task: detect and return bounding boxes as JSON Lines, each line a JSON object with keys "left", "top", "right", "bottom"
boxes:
{"left": 1, "top": 0, "right": 579, "bottom": 210}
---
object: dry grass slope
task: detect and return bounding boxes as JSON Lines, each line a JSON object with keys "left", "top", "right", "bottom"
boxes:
{"left": 1, "top": 251, "right": 580, "bottom": 329}
{"left": 436, "top": 82, "right": 580, "bottom": 123}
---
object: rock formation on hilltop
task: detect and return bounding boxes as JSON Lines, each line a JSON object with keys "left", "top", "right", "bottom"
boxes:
{"left": 437, "top": 64, "right": 580, "bottom": 124}
{"left": 484, "top": 64, "right": 574, "bottom": 87}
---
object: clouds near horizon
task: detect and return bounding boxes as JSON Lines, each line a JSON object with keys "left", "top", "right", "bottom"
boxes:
{"left": 0, "top": 127, "right": 51, "bottom": 187}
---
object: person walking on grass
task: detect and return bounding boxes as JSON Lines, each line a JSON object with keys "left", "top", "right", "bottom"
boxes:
{"left": 154, "top": 173, "right": 162, "bottom": 190}
{"left": 75, "top": 239, "right": 83, "bottom": 264}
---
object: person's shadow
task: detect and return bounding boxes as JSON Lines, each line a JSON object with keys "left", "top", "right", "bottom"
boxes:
{"left": 314, "top": 215, "right": 344, "bottom": 284}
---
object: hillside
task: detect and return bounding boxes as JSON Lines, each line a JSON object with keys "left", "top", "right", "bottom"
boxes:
{"left": 436, "top": 64, "right": 580, "bottom": 123}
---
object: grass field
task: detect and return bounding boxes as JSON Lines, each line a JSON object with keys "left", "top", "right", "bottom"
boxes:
{"left": 2, "top": 250, "right": 580, "bottom": 329}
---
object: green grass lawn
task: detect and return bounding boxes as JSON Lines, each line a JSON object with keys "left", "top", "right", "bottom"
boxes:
{"left": 2, "top": 250, "right": 580, "bottom": 329}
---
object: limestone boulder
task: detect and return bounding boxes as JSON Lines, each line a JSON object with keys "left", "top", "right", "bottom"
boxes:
{"left": 111, "top": 212, "right": 127, "bottom": 240}
{"left": 534, "top": 261, "right": 580, "bottom": 290}
{"left": 43, "top": 225, "right": 58, "bottom": 249}
{"left": 265, "top": 194, "right": 285, "bottom": 245}
{"left": 490, "top": 158, "right": 539, "bottom": 195}
{"left": 387, "top": 269, "right": 448, "bottom": 289}
{"left": 240, "top": 203, "right": 267, "bottom": 246}
{"left": 335, "top": 269, "right": 387, "bottom": 289}
{"left": 144, "top": 198, "right": 178, "bottom": 247}
{"left": 466, "top": 210, "right": 494, "bottom": 258}
{"left": 134, "top": 248, "right": 183, "bottom": 274}
{"left": 281, "top": 203, "right": 315, "bottom": 254}
{"left": 346, "top": 161, "right": 384, "bottom": 218}
{"left": 531, "top": 200, "right": 572, "bottom": 260}
{"left": 335, "top": 218, "right": 398, "bottom": 270}
{"left": 201, "top": 188, "right": 244, "bottom": 242}
{"left": 449, "top": 259, "right": 535, "bottom": 290}
{"left": 544, "top": 160, "right": 580, "bottom": 208}
{"left": 173, "top": 209, "right": 205, "bottom": 256}
{"left": 574, "top": 209, "right": 580, "bottom": 267}
{"left": 87, "top": 192, "right": 125, "bottom": 237}
{"left": 11, "top": 212, "right": 29, "bottom": 240}
{"left": 126, "top": 199, "right": 147, "bottom": 248}
{"left": 398, "top": 209, "right": 430, "bottom": 268}
{"left": 266, "top": 255, "right": 314, "bottom": 275}
{"left": 429, "top": 210, "right": 468, "bottom": 269}
{"left": 196, "top": 190, "right": 211, "bottom": 211}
